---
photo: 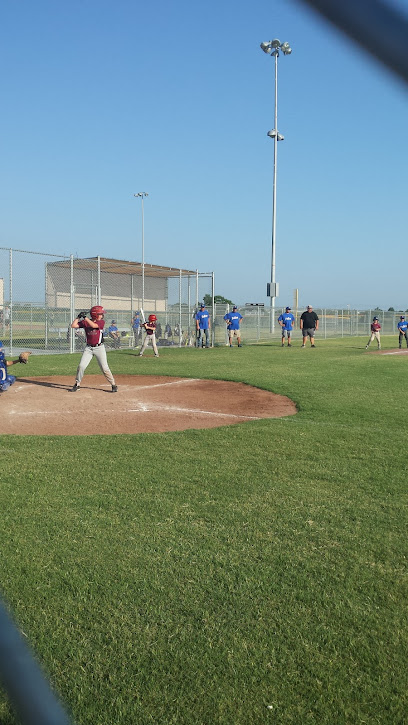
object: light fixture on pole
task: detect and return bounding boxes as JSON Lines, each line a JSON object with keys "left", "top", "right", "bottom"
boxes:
{"left": 260, "top": 38, "right": 292, "bottom": 332}
{"left": 134, "top": 192, "right": 149, "bottom": 312}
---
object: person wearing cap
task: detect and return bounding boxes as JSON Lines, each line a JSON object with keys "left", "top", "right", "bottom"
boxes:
{"left": 195, "top": 303, "right": 211, "bottom": 348}
{"left": 397, "top": 315, "right": 408, "bottom": 349}
{"left": 131, "top": 311, "right": 141, "bottom": 346}
{"left": 108, "top": 320, "right": 121, "bottom": 349}
{"left": 366, "top": 316, "right": 381, "bottom": 350}
{"left": 223, "top": 305, "right": 243, "bottom": 347}
{"left": 278, "top": 306, "right": 295, "bottom": 347}
{"left": 300, "top": 305, "right": 319, "bottom": 348}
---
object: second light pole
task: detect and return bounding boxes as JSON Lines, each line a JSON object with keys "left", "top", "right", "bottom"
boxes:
{"left": 134, "top": 192, "right": 149, "bottom": 311}
{"left": 260, "top": 39, "right": 292, "bottom": 332}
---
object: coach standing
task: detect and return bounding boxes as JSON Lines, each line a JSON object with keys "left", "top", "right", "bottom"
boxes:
{"left": 397, "top": 315, "right": 408, "bottom": 349}
{"left": 195, "top": 303, "right": 211, "bottom": 348}
{"left": 300, "top": 305, "right": 319, "bottom": 348}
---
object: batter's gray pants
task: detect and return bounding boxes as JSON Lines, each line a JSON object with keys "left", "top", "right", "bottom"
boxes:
{"left": 76, "top": 344, "right": 115, "bottom": 385}
{"left": 140, "top": 333, "right": 159, "bottom": 356}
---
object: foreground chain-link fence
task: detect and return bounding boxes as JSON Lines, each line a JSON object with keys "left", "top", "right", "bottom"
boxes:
{"left": 0, "top": 247, "right": 404, "bottom": 353}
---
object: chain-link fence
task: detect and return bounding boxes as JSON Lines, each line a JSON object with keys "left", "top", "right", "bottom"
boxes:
{"left": 1, "top": 247, "right": 404, "bottom": 353}
{"left": 0, "top": 248, "right": 215, "bottom": 354}
{"left": 212, "top": 305, "right": 405, "bottom": 346}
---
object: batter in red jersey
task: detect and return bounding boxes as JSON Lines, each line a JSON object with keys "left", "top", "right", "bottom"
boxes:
{"left": 70, "top": 306, "right": 117, "bottom": 392}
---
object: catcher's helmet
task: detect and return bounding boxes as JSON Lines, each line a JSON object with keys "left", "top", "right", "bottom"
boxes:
{"left": 148, "top": 314, "right": 157, "bottom": 322}
{"left": 90, "top": 305, "right": 105, "bottom": 319}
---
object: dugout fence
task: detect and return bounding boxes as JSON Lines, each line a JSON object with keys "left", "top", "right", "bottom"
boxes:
{"left": 0, "top": 248, "right": 214, "bottom": 355}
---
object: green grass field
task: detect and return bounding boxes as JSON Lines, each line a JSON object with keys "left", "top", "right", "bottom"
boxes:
{"left": 0, "top": 338, "right": 407, "bottom": 725}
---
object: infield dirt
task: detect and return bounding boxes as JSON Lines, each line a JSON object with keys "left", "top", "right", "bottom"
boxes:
{"left": 1, "top": 375, "right": 297, "bottom": 436}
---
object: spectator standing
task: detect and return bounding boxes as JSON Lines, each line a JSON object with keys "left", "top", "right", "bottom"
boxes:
{"left": 224, "top": 305, "right": 243, "bottom": 347}
{"left": 397, "top": 315, "right": 408, "bottom": 349}
{"left": 195, "top": 303, "right": 211, "bottom": 348}
{"left": 278, "top": 306, "right": 295, "bottom": 347}
{"left": 300, "top": 305, "right": 319, "bottom": 347}
{"left": 366, "top": 316, "right": 381, "bottom": 350}
{"left": 132, "top": 312, "right": 141, "bottom": 345}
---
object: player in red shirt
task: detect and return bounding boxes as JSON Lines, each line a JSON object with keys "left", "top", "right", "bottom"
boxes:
{"left": 139, "top": 314, "right": 159, "bottom": 357}
{"left": 70, "top": 306, "right": 117, "bottom": 391}
{"left": 366, "top": 316, "right": 381, "bottom": 350}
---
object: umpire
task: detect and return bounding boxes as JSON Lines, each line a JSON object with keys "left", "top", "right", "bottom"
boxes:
{"left": 300, "top": 305, "right": 319, "bottom": 348}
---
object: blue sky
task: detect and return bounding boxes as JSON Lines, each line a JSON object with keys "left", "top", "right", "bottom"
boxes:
{"left": 1, "top": 0, "right": 407, "bottom": 310}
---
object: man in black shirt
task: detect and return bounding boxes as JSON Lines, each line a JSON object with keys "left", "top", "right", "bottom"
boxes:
{"left": 300, "top": 305, "right": 319, "bottom": 347}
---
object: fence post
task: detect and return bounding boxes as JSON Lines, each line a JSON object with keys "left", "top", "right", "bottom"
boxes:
{"left": 179, "top": 269, "right": 182, "bottom": 348}
{"left": 70, "top": 255, "right": 75, "bottom": 354}
{"left": 9, "top": 248, "right": 13, "bottom": 356}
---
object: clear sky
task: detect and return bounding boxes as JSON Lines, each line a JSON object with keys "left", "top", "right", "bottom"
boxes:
{"left": 1, "top": 0, "right": 407, "bottom": 310}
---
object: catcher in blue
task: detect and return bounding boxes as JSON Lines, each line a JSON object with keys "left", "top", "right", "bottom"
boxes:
{"left": 0, "top": 342, "right": 31, "bottom": 392}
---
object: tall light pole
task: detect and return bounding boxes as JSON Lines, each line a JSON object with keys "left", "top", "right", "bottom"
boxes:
{"left": 134, "top": 192, "right": 149, "bottom": 311}
{"left": 260, "top": 39, "right": 292, "bottom": 332}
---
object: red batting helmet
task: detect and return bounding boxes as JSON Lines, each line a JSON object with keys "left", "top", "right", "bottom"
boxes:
{"left": 90, "top": 305, "right": 105, "bottom": 319}
{"left": 148, "top": 314, "right": 157, "bottom": 322}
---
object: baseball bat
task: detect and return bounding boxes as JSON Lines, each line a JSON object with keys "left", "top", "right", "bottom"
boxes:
{"left": 139, "top": 309, "right": 146, "bottom": 325}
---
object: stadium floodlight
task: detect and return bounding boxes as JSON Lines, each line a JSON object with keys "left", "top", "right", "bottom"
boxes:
{"left": 260, "top": 39, "right": 292, "bottom": 332}
{"left": 134, "top": 192, "right": 149, "bottom": 311}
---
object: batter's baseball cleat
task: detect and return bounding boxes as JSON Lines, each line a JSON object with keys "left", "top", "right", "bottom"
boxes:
{"left": 111, "top": 385, "right": 118, "bottom": 392}
{"left": 287, "top": 344, "right": 291, "bottom": 347}
{"left": 301, "top": 344, "right": 306, "bottom": 348}
{"left": 71, "top": 383, "right": 80, "bottom": 392}
{"left": 311, "top": 344, "right": 316, "bottom": 348}
{"left": 238, "top": 344, "right": 242, "bottom": 347}
{"left": 154, "top": 354, "right": 159, "bottom": 357}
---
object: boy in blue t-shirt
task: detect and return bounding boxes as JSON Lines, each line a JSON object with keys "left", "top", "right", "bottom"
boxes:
{"left": 224, "top": 306, "right": 243, "bottom": 347}
{"left": 397, "top": 315, "right": 408, "bottom": 349}
{"left": 108, "top": 320, "right": 121, "bottom": 349}
{"left": 195, "top": 304, "right": 211, "bottom": 348}
{"left": 278, "top": 307, "right": 295, "bottom": 347}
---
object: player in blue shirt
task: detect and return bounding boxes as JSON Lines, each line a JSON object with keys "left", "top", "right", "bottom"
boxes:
{"left": 195, "top": 303, "right": 211, "bottom": 348}
{"left": 224, "top": 305, "right": 243, "bottom": 347}
{"left": 108, "top": 320, "right": 121, "bottom": 349}
{"left": 278, "top": 307, "right": 295, "bottom": 347}
{"left": 397, "top": 315, "right": 408, "bottom": 348}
